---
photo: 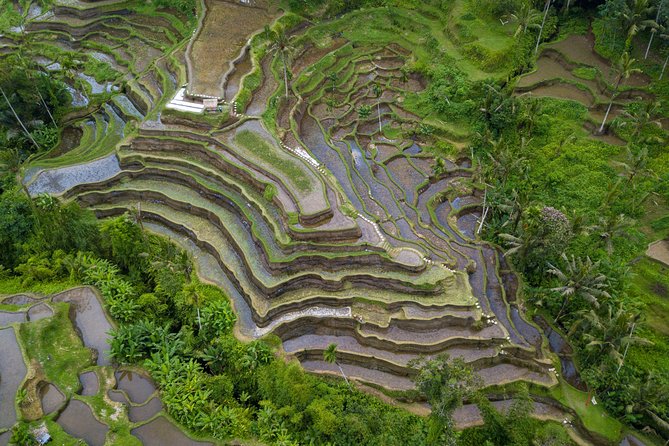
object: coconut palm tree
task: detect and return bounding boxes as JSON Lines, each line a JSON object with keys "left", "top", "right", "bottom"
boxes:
{"left": 612, "top": 145, "right": 656, "bottom": 186}
{"left": 323, "top": 343, "right": 351, "bottom": 389}
{"left": 616, "top": 101, "right": 662, "bottom": 140}
{"left": 562, "top": 0, "right": 577, "bottom": 14}
{"left": 659, "top": 24, "right": 669, "bottom": 78}
{"left": 598, "top": 52, "right": 641, "bottom": 134}
{"left": 484, "top": 139, "right": 528, "bottom": 187}
{"left": 625, "top": 371, "right": 669, "bottom": 421}
{"left": 578, "top": 304, "right": 651, "bottom": 373}
{"left": 535, "top": 0, "right": 553, "bottom": 54}
{"left": 0, "top": 86, "right": 40, "bottom": 150}
{"left": 621, "top": 0, "right": 655, "bottom": 50}
{"left": 182, "top": 280, "right": 203, "bottom": 331}
{"left": 268, "top": 28, "right": 294, "bottom": 99}
{"left": 509, "top": 1, "right": 541, "bottom": 37}
{"left": 0, "top": 146, "right": 22, "bottom": 175}
{"left": 592, "top": 213, "right": 634, "bottom": 254}
{"left": 489, "top": 188, "right": 528, "bottom": 233}
{"left": 644, "top": 0, "right": 665, "bottom": 58}
{"left": 546, "top": 254, "right": 611, "bottom": 323}
{"left": 499, "top": 231, "right": 538, "bottom": 263}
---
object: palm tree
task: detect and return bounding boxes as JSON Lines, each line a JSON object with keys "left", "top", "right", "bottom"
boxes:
{"left": 0, "top": 146, "right": 22, "bottom": 175}
{"left": 323, "top": 343, "right": 351, "bottom": 389}
{"left": 268, "top": 28, "right": 293, "bottom": 99}
{"left": 182, "top": 281, "right": 203, "bottom": 331}
{"left": 521, "top": 99, "right": 543, "bottom": 136}
{"left": 612, "top": 145, "right": 655, "bottom": 186}
{"left": 509, "top": 1, "right": 541, "bottom": 37}
{"left": 535, "top": 0, "right": 553, "bottom": 54}
{"left": 659, "top": 25, "right": 669, "bottom": 79}
{"left": 598, "top": 52, "right": 641, "bottom": 134}
{"left": 13, "top": 53, "right": 59, "bottom": 128}
{"left": 616, "top": 101, "right": 662, "bottom": 140}
{"left": 489, "top": 188, "right": 528, "bottom": 234}
{"left": 0, "top": 86, "right": 40, "bottom": 150}
{"left": 499, "top": 231, "right": 538, "bottom": 262}
{"left": 485, "top": 140, "right": 528, "bottom": 187}
{"left": 592, "top": 213, "right": 633, "bottom": 254}
{"left": 562, "top": 0, "right": 576, "bottom": 14}
{"left": 358, "top": 104, "right": 372, "bottom": 119}
{"left": 621, "top": 0, "right": 655, "bottom": 50}
{"left": 327, "top": 72, "right": 338, "bottom": 93}
{"left": 626, "top": 371, "right": 669, "bottom": 420}
{"left": 644, "top": 0, "right": 665, "bottom": 58}
{"left": 578, "top": 304, "right": 650, "bottom": 373}
{"left": 546, "top": 254, "right": 611, "bottom": 323}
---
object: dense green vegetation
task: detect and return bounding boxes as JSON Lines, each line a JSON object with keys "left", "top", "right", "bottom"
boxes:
{"left": 1, "top": 0, "right": 669, "bottom": 444}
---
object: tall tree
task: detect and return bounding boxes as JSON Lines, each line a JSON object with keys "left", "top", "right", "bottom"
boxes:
{"left": 509, "top": 1, "right": 541, "bottom": 37}
{"left": 181, "top": 280, "right": 204, "bottom": 331}
{"left": 592, "top": 213, "right": 633, "bottom": 254}
{"left": 616, "top": 101, "right": 662, "bottom": 140}
{"left": 612, "top": 145, "right": 655, "bottom": 186}
{"left": 268, "top": 28, "right": 294, "bottom": 99}
{"left": 535, "top": 0, "right": 553, "bottom": 54}
{"left": 323, "top": 343, "right": 351, "bottom": 390}
{"left": 659, "top": 25, "right": 669, "bottom": 78}
{"left": 546, "top": 254, "right": 611, "bottom": 323}
{"left": 411, "top": 354, "right": 481, "bottom": 446}
{"left": 577, "top": 304, "right": 651, "bottom": 373}
{"left": 644, "top": 0, "right": 665, "bottom": 58}
{"left": 0, "top": 86, "right": 40, "bottom": 150}
{"left": 621, "top": 0, "right": 655, "bottom": 49}
{"left": 598, "top": 52, "right": 641, "bottom": 134}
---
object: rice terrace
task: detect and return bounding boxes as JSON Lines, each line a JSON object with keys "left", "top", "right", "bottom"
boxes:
{"left": 0, "top": 0, "right": 668, "bottom": 445}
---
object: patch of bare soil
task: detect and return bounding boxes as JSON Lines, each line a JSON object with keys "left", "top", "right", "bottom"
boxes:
{"left": 647, "top": 240, "right": 669, "bottom": 267}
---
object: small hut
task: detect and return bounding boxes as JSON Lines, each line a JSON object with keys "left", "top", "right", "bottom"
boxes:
{"left": 203, "top": 98, "right": 219, "bottom": 112}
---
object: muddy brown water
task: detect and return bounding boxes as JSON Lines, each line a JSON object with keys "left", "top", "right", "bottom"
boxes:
{"left": 129, "top": 396, "right": 163, "bottom": 422}
{"left": 188, "top": 0, "right": 274, "bottom": 97}
{"left": 0, "top": 311, "right": 26, "bottom": 326}
{"left": 646, "top": 240, "right": 669, "bottom": 266}
{"left": 518, "top": 55, "right": 575, "bottom": 87}
{"left": 0, "top": 327, "right": 27, "bottom": 429}
{"left": 52, "top": 288, "right": 113, "bottom": 366}
{"left": 550, "top": 34, "right": 649, "bottom": 87}
{"left": 245, "top": 55, "right": 279, "bottom": 116}
{"left": 1, "top": 294, "right": 39, "bottom": 305}
{"left": 27, "top": 302, "right": 53, "bottom": 321}
{"left": 53, "top": 126, "right": 83, "bottom": 157}
{"left": 534, "top": 316, "right": 585, "bottom": 390}
{"left": 224, "top": 47, "right": 253, "bottom": 102}
{"left": 40, "top": 382, "right": 66, "bottom": 415}
{"left": 526, "top": 83, "right": 594, "bottom": 107}
{"left": 108, "top": 389, "right": 130, "bottom": 404}
{"left": 57, "top": 399, "right": 108, "bottom": 446}
{"left": 115, "top": 370, "right": 156, "bottom": 404}
{"left": 131, "top": 416, "right": 213, "bottom": 446}
{"left": 79, "top": 371, "right": 99, "bottom": 396}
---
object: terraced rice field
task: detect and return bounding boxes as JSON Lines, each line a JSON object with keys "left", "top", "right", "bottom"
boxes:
{"left": 516, "top": 33, "right": 653, "bottom": 143}
{"left": 0, "top": 287, "right": 211, "bottom": 444}
{"left": 6, "top": 0, "right": 560, "bottom": 399}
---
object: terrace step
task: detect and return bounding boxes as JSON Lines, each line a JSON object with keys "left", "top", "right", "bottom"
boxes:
{"left": 86, "top": 200, "right": 471, "bottom": 316}
{"left": 302, "top": 358, "right": 556, "bottom": 390}
{"left": 76, "top": 177, "right": 436, "bottom": 282}
{"left": 121, "top": 154, "right": 364, "bottom": 244}
{"left": 283, "top": 334, "right": 499, "bottom": 367}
